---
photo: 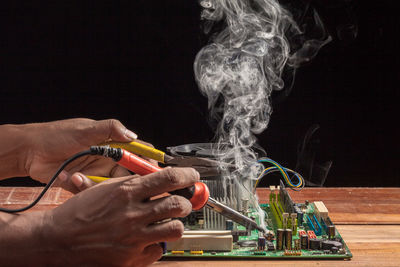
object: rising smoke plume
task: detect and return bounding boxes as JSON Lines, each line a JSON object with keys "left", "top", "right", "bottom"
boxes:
{"left": 194, "top": 0, "right": 331, "bottom": 224}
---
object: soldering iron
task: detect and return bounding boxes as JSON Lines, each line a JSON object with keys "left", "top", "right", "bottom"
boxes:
{"left": 0, "top": 145, "right": 265, "bottom": 233}
{"left": 91, "top": 146, "right": 265, "bottom": 232}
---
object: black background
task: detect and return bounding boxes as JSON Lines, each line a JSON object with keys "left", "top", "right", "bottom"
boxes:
{"left": 0, "top": 1, "right": 398, "bottom": 187}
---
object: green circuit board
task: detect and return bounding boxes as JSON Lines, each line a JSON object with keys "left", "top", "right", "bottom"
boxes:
{"left": 163, "top": 183, "right": 352, "bottom": 260}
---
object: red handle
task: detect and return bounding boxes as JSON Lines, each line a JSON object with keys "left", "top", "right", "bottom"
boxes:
{"left": 117, "top": 149, "right": 162, "bottom": 175}
{"left": 117, "top": 149, "right": 209, "bottom": 210}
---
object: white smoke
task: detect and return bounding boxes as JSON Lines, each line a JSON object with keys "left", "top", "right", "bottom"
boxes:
{"left": 194, "top": 0, "right": 330, "bottom": 228}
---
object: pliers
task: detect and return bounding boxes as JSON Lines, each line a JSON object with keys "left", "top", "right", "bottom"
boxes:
{"left": 99, "top": 141, "right": 229, "bottom": 177}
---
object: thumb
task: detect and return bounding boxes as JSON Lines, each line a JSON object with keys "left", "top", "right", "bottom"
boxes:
{"left": 70, "top": 172, "right": 98, "bottom": 192}
{"left": 89, "top": 119, "right": 138, "bottom": 144}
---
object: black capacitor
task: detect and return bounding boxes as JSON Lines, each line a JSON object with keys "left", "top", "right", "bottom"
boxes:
{"left": 321, "top": 240, "right": 343, "bottom": 250}
{"left": 226, "top": 220, "right": 234, "bottom": 230}
{"left": 300, "top": 234, "right": 309, "bottom": 249}
{"left": 309, "top": 238, "right": 322, "bottom": 250}
{"left": 160, "top": 242, "right": 167, "bottom": 254}
{"left": 284, "top": 229, "right": 292, "bottom": 250}
{"left": 331, "top": 247, "right": 339, "bottom": 254}
{"left": 328, "top": 225, "right": 336, "bottom": 239}
{"left": 276, "top": 229, "right": 284, "bottom": 250}
{"left": 258, "top": 237, "right": 266, "bottom": 250}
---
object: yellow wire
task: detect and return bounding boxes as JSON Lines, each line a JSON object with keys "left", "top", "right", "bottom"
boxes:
{"left": 253, "top": 167, "right": 303, "bottom": 191}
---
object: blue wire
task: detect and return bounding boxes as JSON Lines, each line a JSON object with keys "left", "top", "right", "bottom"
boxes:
{"left": 257, "top": 158, "right": 302, "bottom": 187}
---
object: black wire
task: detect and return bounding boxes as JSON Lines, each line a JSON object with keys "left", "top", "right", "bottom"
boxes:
{"left": 0, "top": 150, "right": 92, "bottom": 213}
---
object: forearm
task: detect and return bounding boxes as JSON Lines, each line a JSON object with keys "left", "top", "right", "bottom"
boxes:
{"left": 0, "top": 211, "right": 61, "bottom": 266}
{"left": 0, "top": 124, "right": 30, "bottom": 179}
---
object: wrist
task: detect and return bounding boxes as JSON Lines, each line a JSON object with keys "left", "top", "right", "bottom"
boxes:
{"left": 0, "top": 124, "right": 32, "bottom": 178}
{"left": 0, "top": 210, "right": 63, "bottom": 265}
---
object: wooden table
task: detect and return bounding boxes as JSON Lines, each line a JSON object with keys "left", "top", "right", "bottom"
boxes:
{"left": 1, "top": 187, "right": 399, "bottom": 266}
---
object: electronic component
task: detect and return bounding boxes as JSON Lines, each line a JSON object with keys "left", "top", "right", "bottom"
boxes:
{"left": 313, "top": 201, "right": 329, "bottom": 220}
{"left": 294, "top": 239, "right": 300, "bottom": 250}
{"left": 258, "top": 236, "right": 266, "bottom": 251}
{"left": 328, "top": 225, "right": 336, "bottom": 239}
{"left": 226, "top": 220, "right": 234, "bottom": 230}
{"left": 232, "top": 230, "right": 248, "bottom": 242}
{"left": 306, "top": 213, "right": 323, "bottom": 235}
{"left": 321, "top": 240, "right": 343, "bottom": 250}
{"left": 190, "top": 250, "right": 204, "bottom": 255}
{"left": 309, "top": 238, "right": 322, "bottom": 250}
{"left": 284, "top": 250, "right": 302, "bottom": 256}
{"left": 167, "top": 231, "right": 233, "bottom": 251}
{"left": 161, "top": 242, "right": 167, "bottom": 254}
{"left": 238, "top": 240, "right": 257, "bottom": 247}
{"left": 282, "top": 213, "right": 289, "bottom": 229}
{"left": 301, "top": 234, "right": 309, "bottom": 249}
{"left": 307, "top": 230, "right": 317, "bottom": 239}
{"left": 276, "top": 229, "right": 284, "bottom": 250}
{"left": 284, "top": 229, "right": 292, "bottom": 250}
{"left": 266, "top": 241, "right": 275, "bottom": 251}
{"left": 290, "top": 213, "right": 297, "bottom": 235}
{"left": 171, "top": 251, "right": 184, "bottom": 254}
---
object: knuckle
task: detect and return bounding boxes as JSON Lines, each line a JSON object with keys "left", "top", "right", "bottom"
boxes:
{"left": 168, "top": 196, "right": 191, "bottom": 215}
{"left": 167, "top": 220, "right": 184, "bottom": 238}
{"left": 163, "top": 168, "right": 182, "bottom": 185}
{"left": 116, "top": 182, "right": 137, "bottom": 201}
{"left": 107, "top": 118, "right": 122, "bottom": 130}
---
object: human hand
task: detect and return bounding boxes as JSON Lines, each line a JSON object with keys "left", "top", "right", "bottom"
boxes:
{"left": 43, "top": 168, "right": 199, "bottom": 266}
{"left": 22, "top": 118, "right": 149, "bottom": 193}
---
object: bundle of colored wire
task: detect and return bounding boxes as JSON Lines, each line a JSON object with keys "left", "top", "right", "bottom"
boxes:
{"left": 254, "top": 158, "right": 304, "bottom": 192}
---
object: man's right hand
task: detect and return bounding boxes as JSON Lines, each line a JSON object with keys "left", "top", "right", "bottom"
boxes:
{"left": 41, "top": 168, "right": 199, "bottom": 266}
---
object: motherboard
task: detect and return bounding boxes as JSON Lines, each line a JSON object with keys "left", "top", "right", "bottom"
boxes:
{"left": 163, "top": 180, "right": 352, "bottom": 260}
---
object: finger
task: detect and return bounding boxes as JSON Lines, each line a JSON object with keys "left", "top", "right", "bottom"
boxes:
{"left": 142, "top": 243, "right": 163, "bottom": 265}
{"left": 143, "top": 219, "right": 185, "bottom": 243}
{"left": 71, "top": 172, "right": 98, "bottom": 191}
{"left": 128, "top": 167, "right": 200, "bottom": 200}
{"left": 91, "top": 119, "right": 138, "bottom": 143}
{"left": 56, "top": 170, "right": 80, "bottom": 194}
{"left": 110, "top": 165, "right": 131, "bottom": 178}
{"left": 142, "top": 195, "right": 192, "bottom": 224}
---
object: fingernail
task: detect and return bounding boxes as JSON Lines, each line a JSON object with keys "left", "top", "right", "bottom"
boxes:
{"left": 72, "top": 174, "right": 84, "bottom": 187}
{"left": 124, "top": 129, "right": 138, "bottom": 140}
{"left": 193, "top": 169, "right": 200, "bottom": 179}
{"left": 58, "top": 171, "right": 68, "bottom": 182}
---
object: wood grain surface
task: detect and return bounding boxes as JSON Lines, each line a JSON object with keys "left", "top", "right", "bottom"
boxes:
{"left": 1, "top": 187, "right": 399, "bottom": 266}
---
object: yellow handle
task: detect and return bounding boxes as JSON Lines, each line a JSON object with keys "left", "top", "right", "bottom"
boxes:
{"left": 87, "top": 175, "right": 110, "bottom": 183}
{"left": 102, "top": 141, "right": 166, "bottom": 163}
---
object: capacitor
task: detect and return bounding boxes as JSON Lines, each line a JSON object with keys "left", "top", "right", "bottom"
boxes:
{"left": 284, "top": 229, "right": 292, "bottom": 250}
{"left": 160, "top": 242, "right": 167, "bottom": 254}
{"left": 290, "top": 213, "right": 297, "bottom": 233}
{"left": 258, "top": 236, "right": 266, "bottom": 251}
{"left": 225, "top": 220, "right": 234, "bottom": 230}
{"left": 321, "top": 240, "right": 343, "bottom": 250}
{"left": 294, "top": 239, "right": 300, "bottom": 250}
{"left": 309, "top": 238, "right": 321, "bottom": 250}
{"left": 328, "top": 225, "right": 336, "bottom": 239}
{"left": 300, "top": 234, "right": 309, "bottom": 249}
{"left": 282, "top": 213, "right": 289, "bottom": 229}
{"left": 276, "top": 229, "right": 284, "bottom": 250}
{"left": 331, "top": 247, "right": 339, "bottom": 254}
